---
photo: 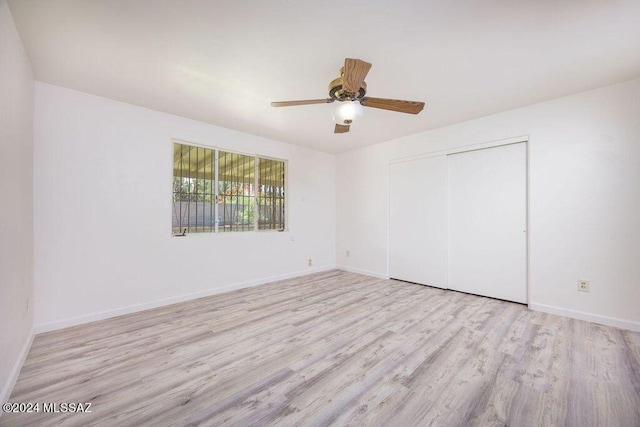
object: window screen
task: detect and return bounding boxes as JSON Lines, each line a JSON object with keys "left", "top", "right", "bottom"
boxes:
{"left": 172, "top": 143, "right": 215, "bottom": 234}
{"left": 258, "top": 158, "right": 285, "bottom": 230}
{"left": 218, "top": 151, "right": 255, "bottom": 232}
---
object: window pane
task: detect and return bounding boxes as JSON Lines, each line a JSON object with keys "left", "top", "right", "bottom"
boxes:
{"left": 172, "top": 143, "right": 215, "bottom": 234}
{"left": 258, "top": 158, "right": 285, "bottom": 230}
{"left": 218, "top": 151, "right": 255, "bottom": 232}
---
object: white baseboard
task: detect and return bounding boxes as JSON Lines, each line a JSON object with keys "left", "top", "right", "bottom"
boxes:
{"left": 529, "top": 302, "right": 640, "bottom": 332}
{"left": 1, "top": 329, "right": 35, "bottom": 407}
{"left": 336, "top": 265, "right": 389, "bottom": 280}
{"left": 35, "top": 266, "right": 336, "bottom": 334}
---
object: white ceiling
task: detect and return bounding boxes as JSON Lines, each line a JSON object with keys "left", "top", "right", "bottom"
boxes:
{"left": 7, "top": 0, "right": 640, "bottom": 153}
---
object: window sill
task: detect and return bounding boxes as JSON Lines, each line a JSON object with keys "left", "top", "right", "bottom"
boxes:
{"left": 172, "top": 229, "right": 289, "bottom": 238}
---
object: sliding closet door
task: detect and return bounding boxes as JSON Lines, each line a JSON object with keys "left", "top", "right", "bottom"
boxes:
{"left": 447, "top": 143, "right": 527, "bottom": 303}
{"left": 389, "top": 156, "right": 448, "bottom": 288}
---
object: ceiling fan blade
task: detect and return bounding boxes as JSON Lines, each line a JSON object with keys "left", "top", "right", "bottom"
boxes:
{"left": 334, "top": 123, "right": 350, "bottom": 133}
{"left": 342, "top": 58, "right": 372, "bottom": 94}
{"left": 271, "top": 99, "right": 333, "bottom": 107}
{"left": 360, "top": 97, "right": 425, "bottom": 114}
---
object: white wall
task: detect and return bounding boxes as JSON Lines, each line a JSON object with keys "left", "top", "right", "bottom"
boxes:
{"left": 34, "top": 82, "right": 336, "bottom": 331}
{"left": 337, "top": 77, "right": 640, "bottom": 330}
{"left": 0, "top": 0, "right": 34, "bottom": 403}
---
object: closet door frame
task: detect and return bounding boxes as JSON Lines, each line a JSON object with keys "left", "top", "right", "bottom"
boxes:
{"left": 386, "top": 135, "right": 530, "bottom": 305}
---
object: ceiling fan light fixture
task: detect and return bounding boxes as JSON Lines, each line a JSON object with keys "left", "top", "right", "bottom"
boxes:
{"left": 333, "top": 101, "right": 363, "bottom": 125}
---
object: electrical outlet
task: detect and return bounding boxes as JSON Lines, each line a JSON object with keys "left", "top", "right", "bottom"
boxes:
{"left": 308, "top": 259, "right": 312, "bottom": 267}
{"left": 346, "top": 250, "right": 350, "bottom": 257}
{"left": 577, "top": 279, "right": 589, "bottom": 292}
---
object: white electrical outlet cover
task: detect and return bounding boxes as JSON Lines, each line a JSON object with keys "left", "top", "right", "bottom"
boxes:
{"left": 577, "top": 280, "right": 589, "bottom": 292}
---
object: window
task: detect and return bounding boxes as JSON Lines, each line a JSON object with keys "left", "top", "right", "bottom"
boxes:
{"left": 172, "top": 142, "right": 285, "bottom": 235}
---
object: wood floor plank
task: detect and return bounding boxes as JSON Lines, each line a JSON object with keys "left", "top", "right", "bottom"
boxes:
{"left": 2, "top": 270, "right": 639, "bottom": 426}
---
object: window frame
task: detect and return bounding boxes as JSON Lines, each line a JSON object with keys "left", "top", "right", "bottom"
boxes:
{"left": 171, "top": 139, "right": 288, "bottom": 236}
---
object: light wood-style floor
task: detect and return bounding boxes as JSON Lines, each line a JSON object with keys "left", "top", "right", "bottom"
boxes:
{"left": 3, "top": 270, "right": 640, "bottom": 426}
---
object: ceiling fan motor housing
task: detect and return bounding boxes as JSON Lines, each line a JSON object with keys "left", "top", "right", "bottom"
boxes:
{"left": 329, "top": 67, "right": 367, "bottom": 101}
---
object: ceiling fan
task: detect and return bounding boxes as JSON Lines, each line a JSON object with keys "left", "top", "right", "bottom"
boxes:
{"left": 271, "top": 58, "right": 425, "bottom": 134}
